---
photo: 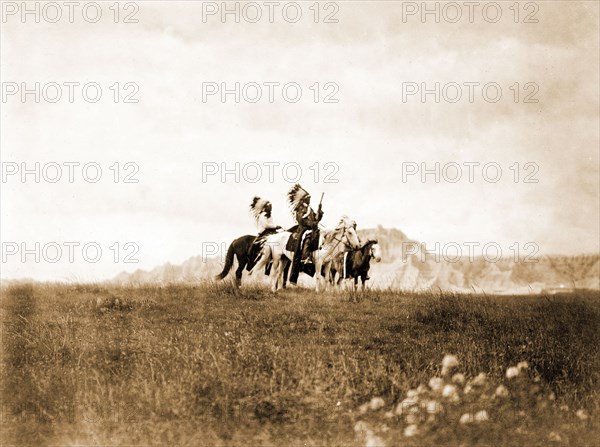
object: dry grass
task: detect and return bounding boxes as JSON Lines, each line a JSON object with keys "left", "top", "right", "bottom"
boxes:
{"left": 1, "top": 282, "right": 598, "bottom": 446}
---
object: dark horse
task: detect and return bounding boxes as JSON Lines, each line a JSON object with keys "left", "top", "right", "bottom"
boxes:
{"left": 215, "top": 235, "right": 257, "bottom": 287}
{"left": 215, "top": 234, "right": 277, "bottom": 287}
{"left": 216, "top": 232, "right": 314, "bottom": 288}
{"left": 330, "top": 239, "right": 382, "bottom": 288}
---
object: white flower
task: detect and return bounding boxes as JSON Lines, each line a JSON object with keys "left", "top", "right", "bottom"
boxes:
{"left": 369, "top": 397, "right": 385, "bottom": 411}
{"left": 464, "top": 384, "right": 473, "bottom": 394}
{"left": 429, "top": 377, "right": 444, "bottom": 393}
{"left": 517, "top": 361, "right": 529, "bottom": 371}
{"left": 395, "top": 398, "right": 417, "bottom": 416}
{"left": 442, "top": 354, "right": 459, "bottom": 368}
{"left": 406, "top": 389, "right": 419, "bottom": 399}
{"left": 425, "top": 400, "right": 441, "bottom": 415}
{"left": 403, "top": 424, "right": 418, "bottom": 437}
{"left": 441, "top": 384, "right": 459, "bottom": 403}
{"left": 359, "top": 397, "right": 385, "bottom": 414}
{"left": 416, "top": 385, "right": 427, "bottom": 394}
{"left": 354, "top": 422, "right": 385, "bottom": 447}
{"left": 548, "top": 431, "right": 562, "bottom": 442}
{"left": 495, "top": 385, "right": 509, "bottom": 398}
{"left": 459, "top": 413, "right": 472, "bottom": 424}
{"left": 452, "top": 373, "right": 465, "bottom": 385}
{"left": 442, "top": 384, "right": 456, "bottom": 397}
{"left": 576, "top": 409, "right": 589, "bottom": 420}
{"left": 441, "top": 354, "right": 459, "bottom": 375}
{"left": 506, "top": 366, "right": 520, "bottom": 379}
{"left": 353, "top": 421, "right": 369, "bottom": 433}
{"left": 471, "top": 373, "right": 487, "bottom": 386}
{"left": 475, "top": 410, "right": 489, "bottom": 422}
{"left": 365, "top": 432, "right": 386, "bottom": 447}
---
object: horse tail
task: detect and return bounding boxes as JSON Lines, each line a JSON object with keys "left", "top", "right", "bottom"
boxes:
{"left": 215, "top": 242, "right": 235, "bottom": 280}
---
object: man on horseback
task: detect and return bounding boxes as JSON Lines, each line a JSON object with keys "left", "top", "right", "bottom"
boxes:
{"left": 287, "top": 184, "right": 324, "bottom": 285}
{"left": 248, "top": 196, "right": 280, "bottom": 270}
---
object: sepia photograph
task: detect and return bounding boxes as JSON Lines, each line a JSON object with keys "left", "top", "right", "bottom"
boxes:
{"left": 1, "top": 1, "right": 599, "bottom": 445}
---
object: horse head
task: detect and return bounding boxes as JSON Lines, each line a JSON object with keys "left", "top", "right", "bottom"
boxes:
{"left": 337, "top": 216, "right": 360, "bottom": 250}
{"left": 367, "top": 239, "right": 382, "bottom": 262}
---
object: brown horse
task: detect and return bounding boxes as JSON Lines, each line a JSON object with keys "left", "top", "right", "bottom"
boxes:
{"left": 214, "top": 235, "right": 258, "bottom": 287}
{"left": 330, "top": 239, "right": 382, "bottom": 288}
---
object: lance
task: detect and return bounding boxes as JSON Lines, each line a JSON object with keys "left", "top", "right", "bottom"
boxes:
{"left": 318, "top": 192, "right": 325, "bottom": 229}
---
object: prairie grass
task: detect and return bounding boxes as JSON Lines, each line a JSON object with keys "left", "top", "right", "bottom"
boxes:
{"left": 1, "top": 283, "right": 598, "bottom": 446}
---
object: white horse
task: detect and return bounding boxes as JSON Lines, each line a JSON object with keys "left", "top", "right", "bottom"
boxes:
{"left": 248, "top": 231, "right": 293, "bottom": 292}
{"left": 313, "top": 218, "right": 361, "bottom": 292}
{"left": 250, "top": 217, "right": 361, "bottom": 293}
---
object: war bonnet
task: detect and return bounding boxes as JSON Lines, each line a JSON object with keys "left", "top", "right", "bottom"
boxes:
{"left": 287, "top": 184, "right": 310, "bottom": 212}
{"left": 249, "top": 196, "right": 270, "bottom": 222}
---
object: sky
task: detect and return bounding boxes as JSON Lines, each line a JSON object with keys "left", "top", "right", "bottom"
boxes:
{"left": 1, "top": 1, "right": 599, "bottom": 281}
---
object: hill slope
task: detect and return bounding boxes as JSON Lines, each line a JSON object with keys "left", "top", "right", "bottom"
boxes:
{"left": 112, "top": 226, "right": 600, "bottom": 293}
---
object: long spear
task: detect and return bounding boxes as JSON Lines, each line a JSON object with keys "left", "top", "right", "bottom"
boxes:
{"left": 318, "top": 192, "right": 325, "bottom": 229}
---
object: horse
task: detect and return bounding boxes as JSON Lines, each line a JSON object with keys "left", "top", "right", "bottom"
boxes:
{"left": 214, "top": 234, "right": 258, "bottom": 287}
{"left": 330, "top": 239, "right": 382, "bottom": 289}
{"left": 250, "top": 217, "right": 361, "bottom": 293}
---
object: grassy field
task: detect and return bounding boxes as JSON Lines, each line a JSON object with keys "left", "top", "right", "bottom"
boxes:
{"left": 1, "top": 282, "right": 599, "bottom": 446}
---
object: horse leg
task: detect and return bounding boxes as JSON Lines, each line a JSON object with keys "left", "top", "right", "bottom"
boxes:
{"left": 277, "top": 257, "right": 286, "bottom": 292}
{"left": 315, "top": 256, "right": 329, "bottom": 293}
{"left": 235, "top": 258, "right": 245, "bottom": 288}
{"left": 313, "top": 255, "right": 322, "bottom": 293}
{"left": 322, "top": 263, "right": 334, "bottom": 292}
{"left": 270, "top": 256, "right": 280, "bottom": 293}
{"left": 282, "top": 257, "right": 290, "bottom": 289}
{"left": 333, "top": 269, "right": 341, "bottom": 287}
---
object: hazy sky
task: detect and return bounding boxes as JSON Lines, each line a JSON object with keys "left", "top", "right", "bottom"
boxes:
{"left": 1, "top": 1, "right": 599, "bottom": 281}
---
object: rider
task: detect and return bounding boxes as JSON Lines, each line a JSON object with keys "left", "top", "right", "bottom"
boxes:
{"left": 288, "top": 184, "right": 323, "bottom": 285}
{"left": 248, "top": 196, "right": 280, "bottom": 269}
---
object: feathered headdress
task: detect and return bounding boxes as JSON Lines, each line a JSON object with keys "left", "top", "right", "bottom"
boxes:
{"left": 287, "top": 184, "right": 310, "bottom": 212}
{"left": 249, "top": 196, "right": 270, "bottom": 222}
